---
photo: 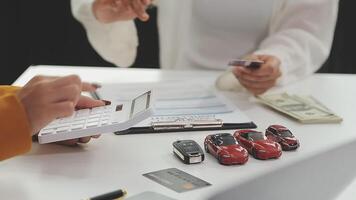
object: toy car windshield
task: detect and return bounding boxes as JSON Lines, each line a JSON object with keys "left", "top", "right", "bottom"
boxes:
{"left": 280, "top": 130, "right": 293, "bottom": 137}
{"left": 216, "top": 136, "right": 236, "bottom": 146}
{"left": 247, "top": 132, "right": 264, "bottom": 141}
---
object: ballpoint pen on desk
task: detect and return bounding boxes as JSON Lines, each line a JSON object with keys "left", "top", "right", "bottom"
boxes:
{"left": 86, "top": 189, "right": 127, "bottom": 200}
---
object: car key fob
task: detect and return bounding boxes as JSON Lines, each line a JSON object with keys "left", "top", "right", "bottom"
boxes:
{"left": 173, "top": 140, "right": 205, "bottom": 164}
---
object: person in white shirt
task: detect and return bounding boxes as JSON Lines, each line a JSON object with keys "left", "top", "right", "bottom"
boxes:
{"left": 71, "top": 0, "right": 339, "bottom": 95}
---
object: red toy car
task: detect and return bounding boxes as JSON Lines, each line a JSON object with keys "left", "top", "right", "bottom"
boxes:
{"left": 265, "top": 125, "right": 300, "bottom": 151}
{"left": 204, "top": 133, "right": 249, "bottom": 165}
{"left": 234, "top": 130, "right": 282, "bottom": 160}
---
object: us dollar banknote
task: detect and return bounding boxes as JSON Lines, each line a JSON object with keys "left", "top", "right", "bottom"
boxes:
{"left": 257, "top": 93, "right": 342, "bottom": 124}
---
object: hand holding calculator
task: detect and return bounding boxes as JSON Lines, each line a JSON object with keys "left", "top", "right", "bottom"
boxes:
{"left": 38, "top": 91, "right": 153, "bottom": 144}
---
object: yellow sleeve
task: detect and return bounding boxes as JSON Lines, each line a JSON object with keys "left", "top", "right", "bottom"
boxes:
{"left": 0, "top": 86, "right": 21, "bottom": 95}
{"left": 0, "top": 86, "right": 32, "bottom": 161}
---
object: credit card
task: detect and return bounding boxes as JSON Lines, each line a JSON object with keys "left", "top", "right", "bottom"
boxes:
{"left": 143, "top": 168, "right": 212, "bottom": 193}
{"left": 228, "top": 59, "right": 264, "bottom": 69}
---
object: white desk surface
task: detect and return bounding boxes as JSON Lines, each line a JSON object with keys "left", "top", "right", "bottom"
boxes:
{"left": 1, "top": 65, "right": 356, "bottom": 200}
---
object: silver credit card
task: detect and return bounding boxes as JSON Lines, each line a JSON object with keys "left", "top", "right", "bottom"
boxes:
{"left": 143, "top": 168, "right": 212, "bottom": 193}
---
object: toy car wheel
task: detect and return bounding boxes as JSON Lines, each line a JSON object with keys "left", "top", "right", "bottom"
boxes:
{"left": 252, "top": 149, "right": 258, "bottom": 159}
{"left": 218, "top": 155, "right": 223, "bottom": 164}
{"left": 204, "top": 144, "right": 210, "bottom": 153}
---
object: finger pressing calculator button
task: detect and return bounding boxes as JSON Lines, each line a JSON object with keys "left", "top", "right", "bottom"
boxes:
{"left": 38, "top": 90, "right": 152, "bottom": 144}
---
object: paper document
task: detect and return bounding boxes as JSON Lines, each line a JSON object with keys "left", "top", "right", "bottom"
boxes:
{"left": 93, "top": 80, "right": 255, "bottom": 131}
{"left": 95, "top": 81, "right": 234, "bottom": 116}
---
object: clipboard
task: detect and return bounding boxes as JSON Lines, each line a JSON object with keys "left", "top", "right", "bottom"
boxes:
{"left": 113, "top": 115, "right": 256, "bottom": 135}
{"left": 91, "top": 81, "right": 257, "bottom": 135}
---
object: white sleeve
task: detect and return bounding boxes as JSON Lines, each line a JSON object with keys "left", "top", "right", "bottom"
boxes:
{"left": 254, "top": 0, "right": 339, "bottom": 85}
{"left": 70, "top": 0, "right": 138, "bottom": 67}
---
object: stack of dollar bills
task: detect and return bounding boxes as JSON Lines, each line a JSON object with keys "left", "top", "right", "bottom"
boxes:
{"left": 257, "top": 93, "right": 342, "bottom": 124}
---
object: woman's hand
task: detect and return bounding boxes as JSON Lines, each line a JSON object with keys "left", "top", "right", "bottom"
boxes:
{"left": 18, "top": 75, "right": 83, "bottom": 135}
{"left": 92, "top": 0, "right": 153, "bottom": 23}
{"left": 232, "top": 55, "right": 282, "bottom": 95}
{"left": 18, "top": 75, "right": 106, "bottom": 145}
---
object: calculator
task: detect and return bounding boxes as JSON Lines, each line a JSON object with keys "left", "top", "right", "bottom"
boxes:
{"left": 173, "top": 140, "right": 205, "bottom": 164}
{"left": 38, "top": 91, "right": 153, "bottom": 144}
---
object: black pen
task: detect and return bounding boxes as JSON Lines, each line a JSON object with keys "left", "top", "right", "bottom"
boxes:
{"left": 87, "top": 189, "right": 127, "bottom": 200}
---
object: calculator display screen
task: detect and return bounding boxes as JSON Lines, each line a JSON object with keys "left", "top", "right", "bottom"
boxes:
{"left": 130, "top": 91, "right": 151, "bottom": 118}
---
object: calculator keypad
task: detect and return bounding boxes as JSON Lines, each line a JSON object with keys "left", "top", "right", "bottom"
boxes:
{"left": 40, "top": 105, "right": 117, "bottom": 136}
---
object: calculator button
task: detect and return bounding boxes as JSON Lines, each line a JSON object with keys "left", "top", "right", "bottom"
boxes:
{"left": 61, "top": 114, "right": 74, "bottom": 122}
{"left": 73, "top": 116, "right": 87, "bottom": 121}
{"left": 56, "top": 126, "right": 69, "bottom": 133}
{"left": 87, "top": 118, "right": 100, "bottom": 123}
{"left": 40, "top": 132, "right": 53, "bottom": 136}
{"left": 46, "top": 123, "right": 67, "bottom": 129}
{"left": 104, "top": 105, "right": 113, "bottom": 109}
{"left": 40, "top": 129, "right": 55, "bottom": 135}
{"left": 86, "top": 122, "right": 99, "bottom": 128}
{"left": 76, "top": 109, "right": 90, "bottom": 117}
{"left": 91, "top": 107, "right": 105, "bottom": 114}
{"left": 71, "top": 124, "right": 84, "bottom": 130}
{"left": 101, "top": 120, "right": 109, "bottom": 125}
{"left": 89, "top": 114, "right": 101, "bottom": 119}
{"left": 102, "top": 118, "right": 111, "bottom": 123}
{"left": 104, "top": 109, "right": 112, "bottom": 113}
{"left": 72, "top": 119, "right": 85, "bottom": 124}
{"left": 101, "top": 117, "right": 110, "bottom": 121}
{"left": 58, "top": 123, "right": 73, "bottom": 128}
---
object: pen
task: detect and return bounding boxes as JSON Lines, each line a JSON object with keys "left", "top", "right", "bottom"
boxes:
{"left": 87, "top": 189, "right": 127, "bottom": 200}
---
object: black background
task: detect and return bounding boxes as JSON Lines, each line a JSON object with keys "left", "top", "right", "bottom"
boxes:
{"left": 0, "top": 0, "right": 354, "bottom": 84}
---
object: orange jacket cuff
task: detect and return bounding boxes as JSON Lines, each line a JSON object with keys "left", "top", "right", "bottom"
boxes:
{"left": 0, "top": 86, "right": 21, "bottom": 96}
{"left": 0, "top": 93, "right": 32, "bottom": 160}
